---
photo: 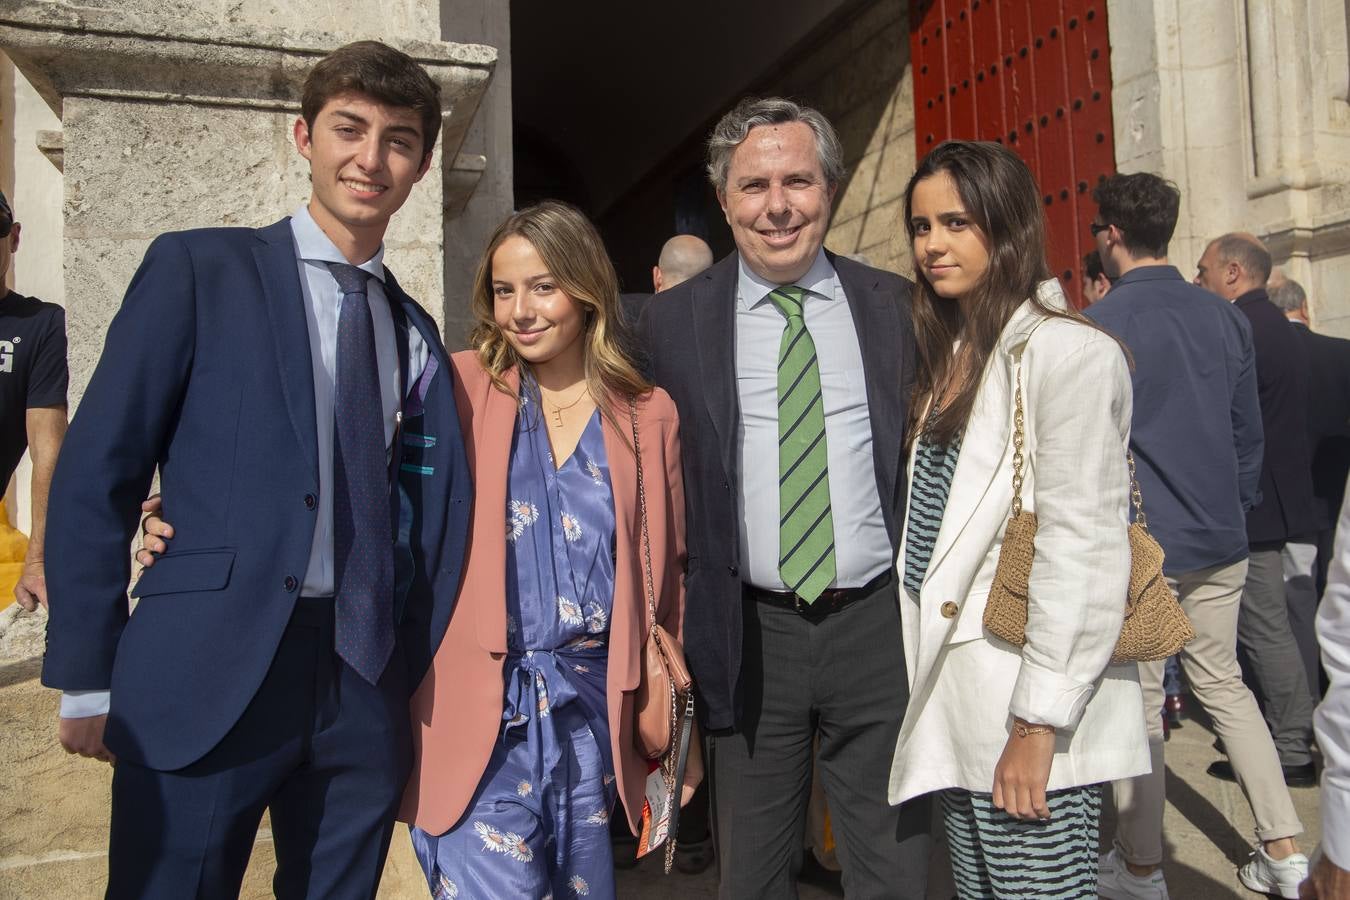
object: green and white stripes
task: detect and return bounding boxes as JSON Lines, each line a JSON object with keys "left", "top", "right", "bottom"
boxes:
{"left": 768, "top": 285, "right": 836, "bottom": 604}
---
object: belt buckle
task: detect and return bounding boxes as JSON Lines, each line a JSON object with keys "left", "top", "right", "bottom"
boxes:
{"left": 794, "top": 593, "right": 808, "bottom": 614}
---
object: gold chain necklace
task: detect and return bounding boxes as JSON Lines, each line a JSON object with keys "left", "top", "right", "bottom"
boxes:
{"left": 541, "top": 384, "right": 589, "bottom": 428}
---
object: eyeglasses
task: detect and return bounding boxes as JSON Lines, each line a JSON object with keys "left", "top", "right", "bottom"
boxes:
{"left": 1089, "top": 222, "right": 1111, "bottom": 236}
{"left": 0, "top": 222, "right": 11, "bottom": 239}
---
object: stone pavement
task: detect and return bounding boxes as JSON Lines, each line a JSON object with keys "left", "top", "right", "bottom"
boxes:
{"left": 1, "top": 602, "right": 1321, "bottom": 899}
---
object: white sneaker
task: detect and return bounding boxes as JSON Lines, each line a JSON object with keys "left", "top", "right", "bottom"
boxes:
{"left": 1238, "top": 845, "right": 1309, "bottom": 899}
{"left": 1098, "top": 848, "right": 1169, "bottom": 900}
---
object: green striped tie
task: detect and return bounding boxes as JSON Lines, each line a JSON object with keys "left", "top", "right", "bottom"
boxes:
{"left": 768, "top": 285, "right": 836, "bottom": 604}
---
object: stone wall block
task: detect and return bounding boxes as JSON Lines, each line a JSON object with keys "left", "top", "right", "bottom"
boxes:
{"left": 833, "top": 148, "right": 881, "bottom": 223}
{"left": 826, "top": 212, "right": 864, "bottom": 254}
{"left": 1174, "top": 0, "right": 1240, "bottom": 71}
{"left": 858, "top": 195, "right": 904, "bottom": 249}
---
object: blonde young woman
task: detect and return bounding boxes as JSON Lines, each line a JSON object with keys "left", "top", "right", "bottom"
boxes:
{"left": 142, "top": 201, "right": 698, "bottom": 899}
{"left": 886, "top": 141, "right": 1149, "bottom": 898}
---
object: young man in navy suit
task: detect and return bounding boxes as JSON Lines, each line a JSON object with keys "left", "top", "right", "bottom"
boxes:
{"left": 42, "top": 41, "right": 471, "bottom": 899}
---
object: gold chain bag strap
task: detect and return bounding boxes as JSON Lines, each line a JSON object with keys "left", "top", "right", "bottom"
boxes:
{"left": 628, "top": 397, "right": 696, "bottom": 872}
{"left": 983, "top": 329, "right": 1195, "bottom": 663}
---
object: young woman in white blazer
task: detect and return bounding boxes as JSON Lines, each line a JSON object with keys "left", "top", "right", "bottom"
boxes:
{"left": 887, "top": 141, "right": 1150, "bottom": 898}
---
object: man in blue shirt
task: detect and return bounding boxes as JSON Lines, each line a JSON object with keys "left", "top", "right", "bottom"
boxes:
{"left": 1087, "top": 173, "right": 1308, "bottom": 900}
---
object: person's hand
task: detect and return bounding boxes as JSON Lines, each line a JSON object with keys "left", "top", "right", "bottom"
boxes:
{"left": 992, "top": 718, "right": 1056, "bottom": 820}
{"left": 59, "top": 715, "right": 115, "bottom": 765}
{"left": 14, "top": 559, "right": 46, "bottom": 611}
{"left": 135, "top": 495, "right": 173, "bottom": 568}
{"left": 1302, "top": 853, "right": 1350, "bottom": 899}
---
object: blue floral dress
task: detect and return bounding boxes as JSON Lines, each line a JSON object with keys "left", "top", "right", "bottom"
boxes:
{"left": 410, "top": 380, "right": 619, "bottom": 900}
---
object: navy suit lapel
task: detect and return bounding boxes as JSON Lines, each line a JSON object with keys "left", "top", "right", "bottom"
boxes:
{"left": 253, "top": 219, "right": 320, "bottom": 485}
{"left": 835, "top": 254, "right": 906, "bottom": 537}
{"left": 691, "top": 257, "right": 741, "bottom": 484}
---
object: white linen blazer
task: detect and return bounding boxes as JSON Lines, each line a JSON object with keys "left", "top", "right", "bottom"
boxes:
{"left": 888, "top": 281, "right": 1151, "bottom": 807}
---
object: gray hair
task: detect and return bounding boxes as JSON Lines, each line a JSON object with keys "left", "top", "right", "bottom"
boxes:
{"left": 1269, "top": 278, "right": 1307, "bottom": 313}
{"left": 1213, "top": 232, "right": 1273, "bottom": 284}
{"left": 706, "top": 97, "right": 845, "bottom": 194}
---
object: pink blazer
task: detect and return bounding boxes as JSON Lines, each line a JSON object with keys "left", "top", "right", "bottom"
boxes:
{"left": 400, "top": 351, "right": 692, "bottom": 836}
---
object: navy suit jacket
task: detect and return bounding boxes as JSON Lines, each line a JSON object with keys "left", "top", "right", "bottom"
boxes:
{"left": 1234, "top": 289, "right": 1319, "bottom": 544}
{"left": 639, "top": 251, "right": 915, "bottom": 732}
{"left": 42, "top": 219, "right": 471, "bottom": 771}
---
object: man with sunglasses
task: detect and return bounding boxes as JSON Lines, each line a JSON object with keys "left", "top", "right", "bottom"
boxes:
{"left": 1087, "top": 172, "right": 1309, "bottom": 900}
{"left": 0, "top": 189, "right": 68, "bottom": 612}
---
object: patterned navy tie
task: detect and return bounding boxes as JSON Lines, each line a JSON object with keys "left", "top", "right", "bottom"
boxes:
{"left": 328, "top": 262, "right": 395, "bottom": 685}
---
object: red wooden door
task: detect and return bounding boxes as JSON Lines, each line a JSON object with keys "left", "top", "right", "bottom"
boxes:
{"left": 910, "top": 0, "right": 1115, "bottom": 307}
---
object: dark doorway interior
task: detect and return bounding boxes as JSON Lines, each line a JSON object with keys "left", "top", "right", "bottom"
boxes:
{"left": 509, "top": 0, "right": 863, "bottom": 292}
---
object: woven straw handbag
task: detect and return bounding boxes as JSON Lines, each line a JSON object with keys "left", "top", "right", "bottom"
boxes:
{"left": 983, "top": 338, "right": 1195, "bottom": 664}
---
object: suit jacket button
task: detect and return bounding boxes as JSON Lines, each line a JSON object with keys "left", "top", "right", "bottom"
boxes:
{"left": 303, "top": 493, "right": 316, "bottom": 510}
{"left": 940, "top": 601, "right": 958, "bottom": 618}
{"left": 728, "top": 565, "right": 739, "bottom": 576}
{"left": 283, "top": 575, "right": 298, "bottom": 593}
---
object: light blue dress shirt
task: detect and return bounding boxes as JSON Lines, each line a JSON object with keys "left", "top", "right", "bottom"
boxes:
{"left": 61, "top": 208, "right": 428, "bottom": 719}
{"left": 734, "top": 248, "right": 892, "bottom": 590}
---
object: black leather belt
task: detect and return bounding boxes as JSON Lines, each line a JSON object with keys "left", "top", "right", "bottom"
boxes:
{"left": 747, "top": 570, "right": 893, "bottom": 617}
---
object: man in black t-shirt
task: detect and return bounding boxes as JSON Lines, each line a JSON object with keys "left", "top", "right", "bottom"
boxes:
{"left": 0, "top": 189, "right": 68, "bottom": 611}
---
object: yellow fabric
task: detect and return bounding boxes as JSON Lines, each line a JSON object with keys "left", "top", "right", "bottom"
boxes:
{"left": 0, "top": 500, "right": 28, "bottom": 605}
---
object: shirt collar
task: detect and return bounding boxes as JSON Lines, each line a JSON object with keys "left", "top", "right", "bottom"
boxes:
{"left": 736, "top": 247, "right": 836, "bottom": 310}
{"left": 290, "top": 204, "right": 386, "bottom": 283}
{"left": 1113, "top": 264, "right": 1185, "bottom": 288}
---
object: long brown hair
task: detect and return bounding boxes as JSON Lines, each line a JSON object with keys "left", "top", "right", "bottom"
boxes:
{"left": 903, "top": 140, "right": 1104, "bottom": 445}
{"left": 469, "top": 200, "right": 651, "bottom": 441}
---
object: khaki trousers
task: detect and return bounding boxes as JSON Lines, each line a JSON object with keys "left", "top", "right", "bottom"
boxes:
{"left": 1111, "top": 559, "right": 1303, "bottom": 865}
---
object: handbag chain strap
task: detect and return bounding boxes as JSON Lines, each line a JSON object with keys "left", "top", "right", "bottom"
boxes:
{"left": 1127, "top": 451, "right": 1148, "bottom": 530}
{"left": 1008, "top": 320, "right": 1149, "bottom": 527}
{"left": 1009, "top": 365, "right": 1027, "bottom": 517}
{"left": 627, "top": 397, "right": 660, "bottom": 637}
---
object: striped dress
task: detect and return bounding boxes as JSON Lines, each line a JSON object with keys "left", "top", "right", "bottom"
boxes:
{"left": 903, "top": 430, "right": 1103, "bottom": 900}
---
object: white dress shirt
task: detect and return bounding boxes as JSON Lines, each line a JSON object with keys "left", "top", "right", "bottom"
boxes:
{"left": 1315, "top": 475, "right": 1350, "bottom": 868}
{"left": 60, "top": 207, "right": 427, "bottom": 718}
{"left": 734, "top": 248, "right": 892, "bottom": 590}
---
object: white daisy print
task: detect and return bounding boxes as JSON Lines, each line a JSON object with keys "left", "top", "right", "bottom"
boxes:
{"left": 506, "top": 614, "right": 518, "bottom": 636}
{"left": 603, "top": 773, "right": 616, "bottom": 786}
{"left": 586, "top": 458, "right": 604, "bottom": 484}
{"left": 516, "top": 780, "right": 533, "bottom": 797}
{"left": 474, "top": 821, "right": 509, "bottom": 854}
{"left": 584, "top": 602, "right": 608, "bottom": 634}
{"left": 561, "top": 512, "right": 582, "bottom": 542}
{"left": 573, "top": 664, "right": 590, "bottom": 674}
{"left": 435, "top": 874, "right": 459, "bottom": 899}
{"left": 585, "top": 808, "right": 609, "bottom": 825}
{"left": 569, "top": 875, "right": 591, "bottom": 896}
{"left": 506, "top": 500, "right": 540, "bottom": 543}
{"left": 557, "top": 595, "right": 584, "bottom": 627}
{"left": 506, "top": 832, "right": 534, "bottom": 863}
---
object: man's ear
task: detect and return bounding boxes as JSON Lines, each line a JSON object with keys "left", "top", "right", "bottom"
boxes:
{"left": 293, "top": 115, "right": 313, "bottom": 161}
{"left": 415, "top": 148, "right": 434, "bottom": 183}
{"left": 9, "top": 222, "right": 20, "bottom": 254}
{"left": 652, "top": 265, "right": 664, "bottom": 294}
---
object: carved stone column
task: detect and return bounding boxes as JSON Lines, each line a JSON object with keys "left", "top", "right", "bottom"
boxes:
{"left": 0, "top": 1, "right": 496, "bottom": 402}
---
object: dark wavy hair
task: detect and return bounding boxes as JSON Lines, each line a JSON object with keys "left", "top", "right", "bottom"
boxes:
{"left": 903, "top": 140, "right": 1102, "bottom": 446}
